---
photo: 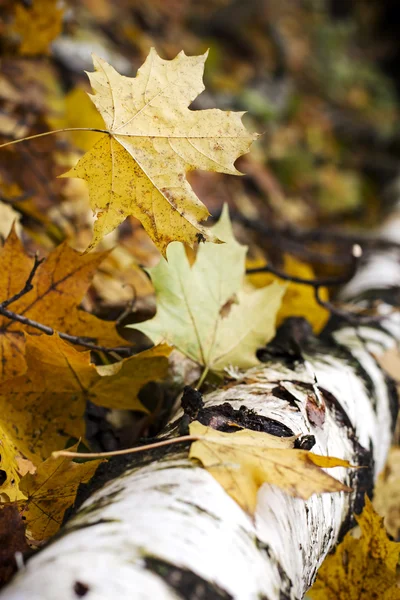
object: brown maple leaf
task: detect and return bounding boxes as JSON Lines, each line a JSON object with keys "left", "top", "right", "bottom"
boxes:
{"left": 0, "top": 228, "right": 128, "bottom": 380}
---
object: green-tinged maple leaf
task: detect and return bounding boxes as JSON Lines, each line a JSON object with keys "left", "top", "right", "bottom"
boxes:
{"left": 189, "top": 422, "right": 352, "bottom": 514}
{"left": 309, "top": 497, "right": 400, "bottom": 599}
{"left": 0, "top": 334, "right": 171, "bottom": 500}
{"left": 18, "top": 443, "right": 103, "bottom": 541}
{"left": 62, "top": 49, "right": 257, "bottom": 255}
{"left": 132, "top": 206, "right": 285, "bottom": 373}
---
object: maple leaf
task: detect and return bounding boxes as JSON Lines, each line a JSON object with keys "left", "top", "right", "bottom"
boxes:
{"left": 0, "top": 334, "right": 171, "bottom": 499}
{"left": 13, "top": 0, "right": 64, "bottom": 56}
{"left": 132, "top": 206, "right": 286, "bottom": 373}
{"left": 247, "top": 254, "right": 330, "bottom": 333}
{"left": 189, "top": 421, "right": 352, "bottom": 514}
{"left": 18, "top": 443, "right": 103, "bottom": 541}
{"left": 0, "top": 227, "right": 127, "bottom": 380}
{"left": 309, "top": 497, "right": 400, "bottom": 600}
{"left": 62, "top": 49, "right": 257, "bottom": 255}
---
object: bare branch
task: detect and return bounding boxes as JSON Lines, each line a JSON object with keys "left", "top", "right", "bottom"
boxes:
{"left": 0, "top": 253, "right": 44, "bottom": 309}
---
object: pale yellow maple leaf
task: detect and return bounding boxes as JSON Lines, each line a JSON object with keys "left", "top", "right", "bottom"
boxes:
{"left": 62, "top": 49, "right": 257, "bottom": 255}
{"left": 132, "top": 206, "right": 286, "bottom": 373}
{"left": 189, "top": 421, "right": 352, "bottom": 514}
{"left": 309, "top": 497, "right": 400, "bottom": 600}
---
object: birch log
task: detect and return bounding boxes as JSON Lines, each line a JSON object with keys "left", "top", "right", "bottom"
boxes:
{"left": 2, "top": 214, "right": 400, "bottom": 600}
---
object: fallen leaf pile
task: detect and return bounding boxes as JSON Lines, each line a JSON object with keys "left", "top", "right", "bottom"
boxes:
{"left": 0, "top": 331, "right": 171, "bottom": 503}
{"left": 0, "top": 220, "right": 172, "bottom": 542}
{"left": 309, "top": 497, "right": 400, "bottom": 599}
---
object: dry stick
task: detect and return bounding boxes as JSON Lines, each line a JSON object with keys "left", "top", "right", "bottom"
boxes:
{"left": 0, "top": 127, "right": 110, "bottom": 150}
{"left": 246, "top": 244, "right": 362, "bottom": 286}
{"left": 0, "top": 257, "right": 134, "bottom": 356}
{"left": 247, "top": 244, "right": 388, "bottom": 325}
{"left": 53, "top": 435, "right": 198, "bottom": 460}
{"left": 0, "top": 303, "right": 134, "bottom": 354}
{"left": 313, "top": 287, "right": 385, "bottom": 326}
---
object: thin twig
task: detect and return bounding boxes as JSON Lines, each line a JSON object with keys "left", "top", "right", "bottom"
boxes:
{"left": 246, "top": 244, "right": 362, "bottom": 287}
{"left": 313, "top": 287, "right": 386, "bottom": 326}
{"left": 247, "top": 244, "right": 385, "bottom": 325}
{"left": 52, "top": 435, "right": 198, "bottom": 459}
{"left": 0, "top": 304, "right": 134, "bottom": 355}
{"left": 0, "top": 254, "right": 44, "bottom": 308}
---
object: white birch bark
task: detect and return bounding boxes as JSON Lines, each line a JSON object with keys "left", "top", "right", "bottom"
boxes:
{"left": 2, "top": 212, "right": 400, "bottom": 600}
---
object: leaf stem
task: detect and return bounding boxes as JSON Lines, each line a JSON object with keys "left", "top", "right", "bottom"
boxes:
{"left": 0, "top": 128, "right": 110, "bottom": 149}
{"left": 196, "top": 365, "right": 210, "bottom": 390}
{"left": 52, "top": 435, "right": 198, "bottom": 459}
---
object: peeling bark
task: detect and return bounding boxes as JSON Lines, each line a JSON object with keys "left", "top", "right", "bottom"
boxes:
{"left": 2, "top": 213, "right": 400, "bottom": 600}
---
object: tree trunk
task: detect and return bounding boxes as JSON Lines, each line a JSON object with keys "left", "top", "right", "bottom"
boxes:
{"left": 2, "top": 211, "right": 400, "bottom": 600}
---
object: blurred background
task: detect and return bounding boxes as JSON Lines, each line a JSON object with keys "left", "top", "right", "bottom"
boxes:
{"left": 2, "top": 1, "right": 400, "bottom": 245}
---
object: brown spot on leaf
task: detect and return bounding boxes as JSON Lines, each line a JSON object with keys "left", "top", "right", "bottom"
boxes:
{"left": 219, "top": 294, "right": 238, "bottom": 318}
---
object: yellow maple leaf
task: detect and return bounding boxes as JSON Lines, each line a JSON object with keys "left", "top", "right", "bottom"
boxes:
{"left": 309, "top": 497, "right": 400, "bottom": 600}
{"left": 0, "top": 334, "right": 171, "bottom": 499}
{"left": 0, "top": 227, "right": 127, "bottom": 380}
{"left": 247, "top": 254, "right": 330, "bottom": 333}
{"left": 13, "top": 0, "right": 64, "bottom": 56}
{"left": 132, "top": 206, "right": 286, "bottom": 373}
{"left": 18, "top": 442, "right": 103, "bottom": 541}
{"left": 189, "top": 421, "right": 352, "bottom": 514}
{"left": 62, "top": 49, "right": 257, "bottom": 255}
